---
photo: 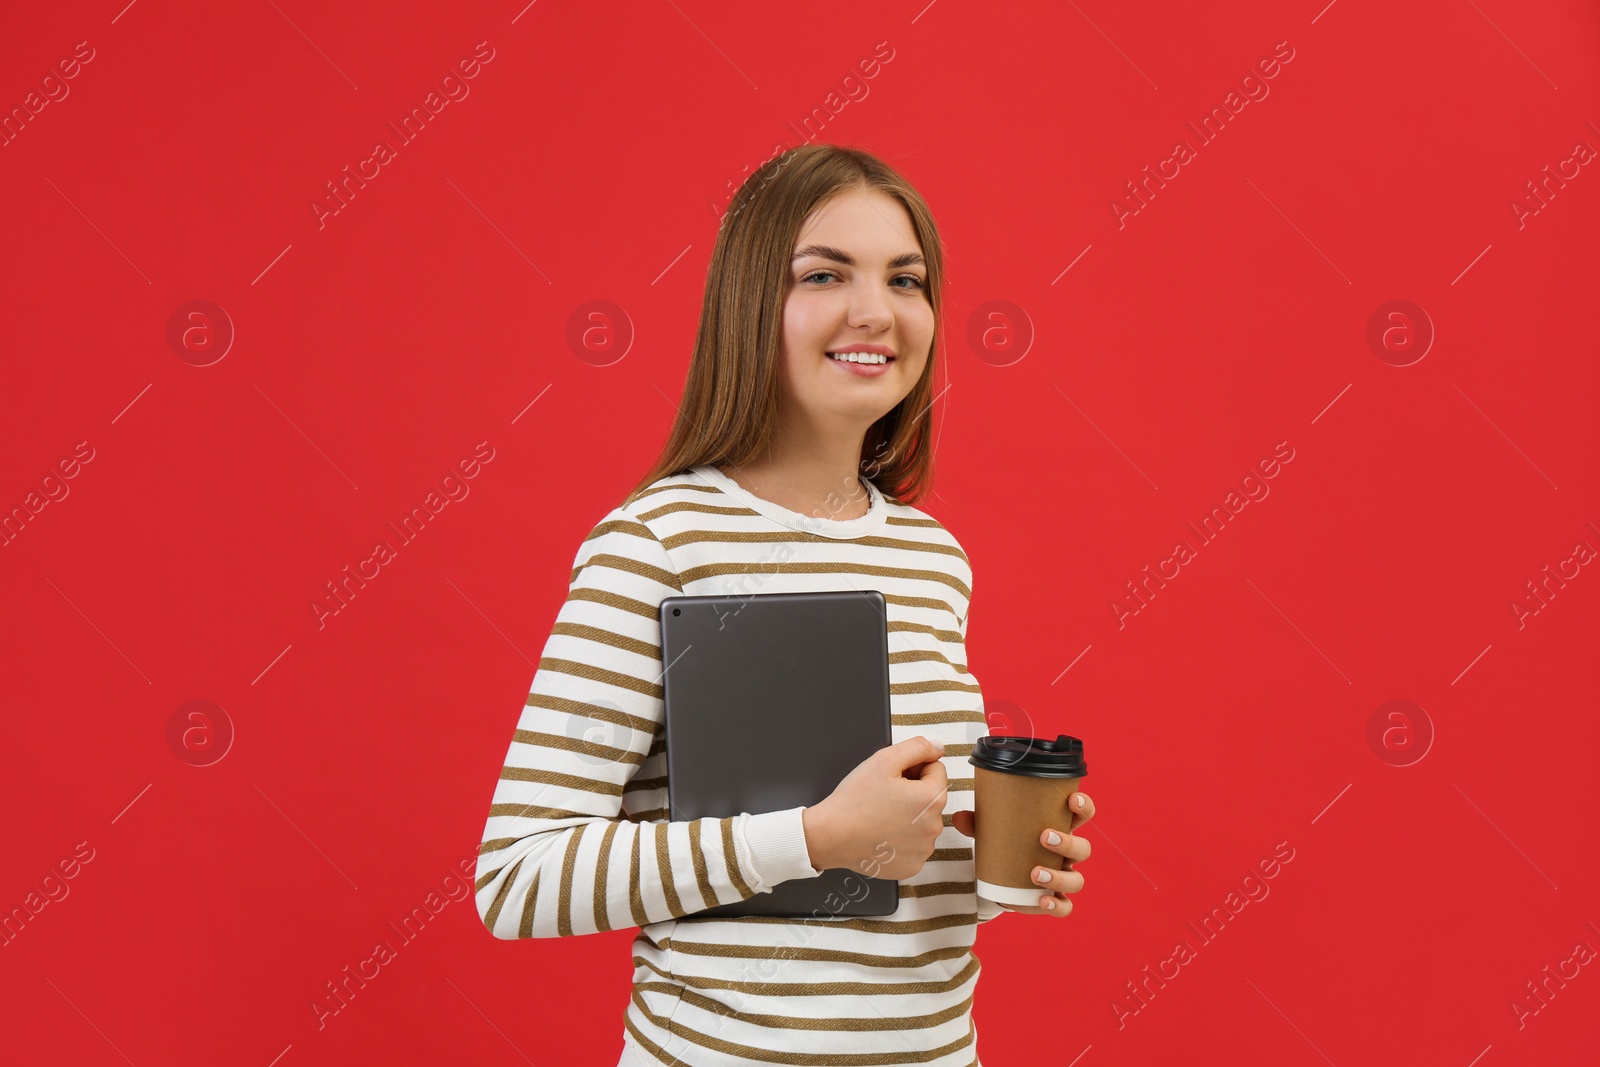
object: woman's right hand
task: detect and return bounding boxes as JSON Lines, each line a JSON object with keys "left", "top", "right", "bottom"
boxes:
{"left": 803, "top": 736, "right": 949, "bottom": 880}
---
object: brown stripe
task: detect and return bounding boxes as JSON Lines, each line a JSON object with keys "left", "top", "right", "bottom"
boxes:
{"left": 653, "top": 821, "right": 685, "bottom": 917}
{"left": 629, "top": 808, "right": 669, "bottom": 822}
{"left": 628, "top": 828, "right": 648, "bottom": 927}
{"left": 684, "top": 908, "right": 976, "bottom": 937}
{"left": 630, "top": 952, "right": 980, "bottom": 997}
{"left": 594, "top": 819, "right": 621, "bottom": 934}
{"left": 561, "top": 586, "right": 662, "bottom": 621}
{"left": 572, "top": 550, "right": 682, "bottom": 593}
{"left": 899, "top": 879, "right": 981, "bottom": 899}
{"left": 926, "top": 847, "right": 974, "bottom": 863}
{"left": 663, "top": 938, "right": 973, "bottom": 970}
{"left": 659, "top": 526, "right": 967, "bottom": 564}
{"left": 678, "top": 560, "right": 970, "bottom": 600}
{"left": 483, "top": 804, "right": 604, "bottom": 823}
{"left": 671, "top": 983, "right": 972, "bottom": 1031}
{"left": 523, "top": 692, "right": 657, "bottom": 735}
{"left": 497, "top": 766, "right": 627, "bottom": 796}
{"left": 626, "top": 984, "right": 977, "bottom": 1064}
{"left": 889, "top": 621, "right": 963, "bottom": 643}
{"left": 721, "top": 817, "right": 757, "bottom": 897}
{"left": 519, "top": 869, "right": 539, "bottom": 939}
{"left": 482, "top": 855, "right": 523, "bottom": 933}
{"left": 892, "top": 678, "right": 981, "bottom": 696}
{"left": 534, "top": 656, "right": 663, "bottom": 699}
{"left": 688, "top": 819, "right": 716, "bottom": 914}
{"left": 639, "top": 498, "right": 769, "bottom": 523}
{"left": 630, "top": 480, "right": 721, "bottom": 504}
{"left": 583, "top": 516, "right": 660, "bottom": 542}
{"left": 556, "top": 822, "right": 589, "bottom": 938}
{"left": 509, "top": 727, "right": 645, "bottom": 766}
{"left": 549, "top": 620, "right": 658, "bottom": 660}
{"left": 883, "top": 594, "right": 964, "bottom": 614}
{"left": 891, "top": 711, "right": 986, "bottom": 727}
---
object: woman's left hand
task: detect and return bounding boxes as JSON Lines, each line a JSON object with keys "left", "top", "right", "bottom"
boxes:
{"left": 951, "top": 790, "right": 1095, "bottom": 916}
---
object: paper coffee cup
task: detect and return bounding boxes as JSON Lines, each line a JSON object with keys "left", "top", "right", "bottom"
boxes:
{"left": 969, "top": 734, "right": 1088, "bottom": 915}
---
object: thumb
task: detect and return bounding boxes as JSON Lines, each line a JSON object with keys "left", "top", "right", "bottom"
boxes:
{"left": 951, "top": 809, "right": 975, "bottom": 839}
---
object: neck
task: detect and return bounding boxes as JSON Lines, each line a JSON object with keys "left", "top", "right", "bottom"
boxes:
{"left": 721, "top": 431, "right": 871, "bottom": 522}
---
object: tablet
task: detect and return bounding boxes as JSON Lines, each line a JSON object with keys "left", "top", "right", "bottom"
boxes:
{"left": 658, "top": 589, "right": 899, "bottom": 919}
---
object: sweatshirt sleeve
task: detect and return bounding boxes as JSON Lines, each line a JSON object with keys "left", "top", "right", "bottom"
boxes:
{"left": 956, "top": 568, "right": 1004, "bottom": 923}
{"left": 475, "top": 505, "right": 824, "bottom": 939}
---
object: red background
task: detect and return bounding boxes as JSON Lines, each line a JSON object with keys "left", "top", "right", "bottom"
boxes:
{"left": 3, "top": 1, "right": 1597, "bottom": 1064}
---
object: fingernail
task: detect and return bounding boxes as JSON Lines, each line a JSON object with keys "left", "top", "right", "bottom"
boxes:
{"left": 1035, "top": 868, "right": 1052, "bottom": 883}
{"left": 1045, "top": 830, "right": 1061, "bottom": 846}
{"left": 1043, "top": 899, "right": 1055, "bottom": 911}
{"left": 1074, "top": 794, "right": 1086, "bottom": 808}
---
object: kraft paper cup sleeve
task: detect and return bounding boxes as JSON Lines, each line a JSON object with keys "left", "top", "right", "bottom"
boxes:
{"left": 972, "top": 765, "right": 1081, "bottom": 913}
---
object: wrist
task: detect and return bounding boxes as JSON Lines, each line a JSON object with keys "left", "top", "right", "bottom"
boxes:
{"left": 802, "top": 803, "right": 834, "bottom": 872}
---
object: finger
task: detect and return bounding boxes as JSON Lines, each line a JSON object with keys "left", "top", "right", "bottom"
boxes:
{"left": 1068, "top": 791, "right": 1095, "bottom": 832}
{"left": 1032, "top": 864, "right": 1086, "bottom": 895}
{"left": 889, "top": 735, "right": 946, "bottom": 774}
{"left": 1039, "top": 893, "right": 1074, "bottom": 916}
{"left": 1040, "top": 827, "right": 1091, "bottom": 864}
{"left": 914, "top": 757, "right": 949, "bottom": 786}
{"left": 950, "top": 809, "right": 974, "bottom": 838}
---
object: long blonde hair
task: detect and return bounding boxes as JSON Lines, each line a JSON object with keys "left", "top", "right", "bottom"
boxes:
{"left": 623, "top": 143, "right": 947, "bottom": 508}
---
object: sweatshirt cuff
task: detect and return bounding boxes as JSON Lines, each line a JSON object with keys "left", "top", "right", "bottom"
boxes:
{"left": 976, "top": 895, "right": 1007, "bottom": 923}
{"left": 742, "top": 806, "right": 824, "bottom": 890}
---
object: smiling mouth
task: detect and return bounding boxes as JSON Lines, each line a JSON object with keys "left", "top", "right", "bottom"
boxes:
{"left": 825, "top": 351, "right": 896, "bottom": 365}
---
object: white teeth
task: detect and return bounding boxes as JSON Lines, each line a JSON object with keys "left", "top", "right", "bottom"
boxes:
{"left": 828, "top": 351, "right": 889, "bottom": 364}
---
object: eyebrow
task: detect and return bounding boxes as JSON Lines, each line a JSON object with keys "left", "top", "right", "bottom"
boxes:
{"left": 792, "top": 244, "right": 926, "bottom": 269}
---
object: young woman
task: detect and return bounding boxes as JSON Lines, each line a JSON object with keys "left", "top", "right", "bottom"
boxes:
{"left": 475, "top": 143, "right": 1096, "bottom": 1067}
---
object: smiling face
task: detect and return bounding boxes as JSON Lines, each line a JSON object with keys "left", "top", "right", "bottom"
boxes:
{"left": 775, "top": 185, "right": 935, "bottom": 447}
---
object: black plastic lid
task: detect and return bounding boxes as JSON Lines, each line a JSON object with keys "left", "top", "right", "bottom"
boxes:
{"left": 969, "top": 734, "right": 1087, "bottom": 778}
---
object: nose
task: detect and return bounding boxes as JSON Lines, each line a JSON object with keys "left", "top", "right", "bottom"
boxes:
{"left": 845, "top": 277, "right": 895, "bottom": 333}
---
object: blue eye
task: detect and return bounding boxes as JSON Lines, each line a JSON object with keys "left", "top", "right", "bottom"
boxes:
{"left": 800, "top": 270, "right": 926, "bottom": 289}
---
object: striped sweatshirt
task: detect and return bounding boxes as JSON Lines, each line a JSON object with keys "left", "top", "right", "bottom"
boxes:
{"left": 474, "top": 463, "right": 1005, "bottom": 1067}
